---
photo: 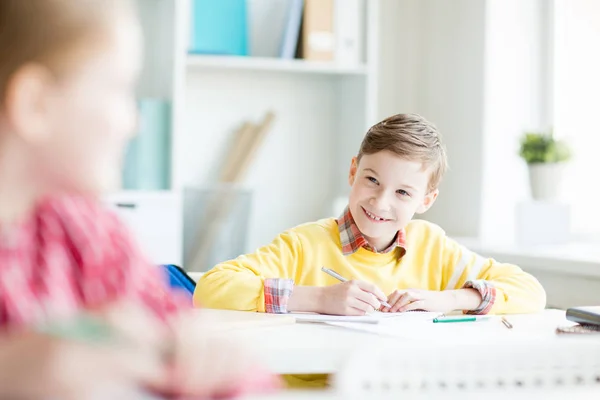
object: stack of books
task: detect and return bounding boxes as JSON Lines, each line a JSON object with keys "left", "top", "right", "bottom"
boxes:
{"left": 189, "top": 0, "right": 365, "bottom": 66}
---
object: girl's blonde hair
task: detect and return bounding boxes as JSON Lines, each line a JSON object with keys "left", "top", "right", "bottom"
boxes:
{"left": 0, "top": 0, "right": 134, "bottom": 104}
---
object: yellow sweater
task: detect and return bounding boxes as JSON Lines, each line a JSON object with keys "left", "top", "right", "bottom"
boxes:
{"left": 194, "top": 218, "right": 546, "bottom": 315}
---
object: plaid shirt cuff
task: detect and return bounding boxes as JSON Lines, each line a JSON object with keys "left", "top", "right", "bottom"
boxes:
{"left": 463, "top": 280, "right": 496, "bottom": 315}
{"left": 264, "top": 278, "right": 294, "bottom": 314}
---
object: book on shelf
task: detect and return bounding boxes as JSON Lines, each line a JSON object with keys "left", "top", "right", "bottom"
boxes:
{"left": 249, "top": 0, "right": 289, "bottom": 57}
{"left": 280, "top": 0, "right": 304, "bottom": 59}
{"left": 188, "top": 0, "right": 248, "bottom": 56}
{"left": 334, "top": 0, "right": 364, "bottom": 65}
{"left": 302, "top": 0, "right": 335, "bottom": 61}
{"left": 187, "top": 0, "right": 365, "bottom": 66}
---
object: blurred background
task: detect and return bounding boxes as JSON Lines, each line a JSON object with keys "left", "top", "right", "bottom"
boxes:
{"left": 105, "top": 0, "right": 600, "bottom": 308}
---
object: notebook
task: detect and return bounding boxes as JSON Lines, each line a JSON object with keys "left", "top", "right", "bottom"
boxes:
{"left": 333, "top": 339, "right": 600, "bottom": 396}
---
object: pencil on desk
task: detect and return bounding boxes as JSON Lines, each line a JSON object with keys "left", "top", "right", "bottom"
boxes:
{"left": 501, "top": 316, "right": 513, "bottom": 329}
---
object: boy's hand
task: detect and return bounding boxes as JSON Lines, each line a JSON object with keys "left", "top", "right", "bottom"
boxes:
{"left": 46, "top": 332, "right": 167, "bottom": 399}
{"left": 381, "top": 289, "right": 457, "bottom": 314}
{"left": 318, "top": 280, "right": 387, "bottom": 315}
{"left": 157, "top": 311, "right": 280, "bottom": 398}
{"left": 0, "top": 311, "right": 168, "bottom": 400}
{"left": 381, "top": 288, "right": 484, "bottom": 313}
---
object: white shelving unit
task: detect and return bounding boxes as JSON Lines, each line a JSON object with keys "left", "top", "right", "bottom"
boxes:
{"left": 187, "top": 55, "right": 369, "bottom": 75}
{"left": 108, "top": 0, "right": 383, "bottom": 267}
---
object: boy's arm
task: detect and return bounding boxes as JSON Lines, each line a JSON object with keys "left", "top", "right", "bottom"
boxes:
{"left": 0, "top": 333, "right": 45, "bottom": 398}
{"left": 0, "top": 327, "right": 166, "bottom": 399}
{"left": 194, "top": 230, "right": 302, "bottom": 313}
{"left": 442, "top": 236, "right": 547, "bottom": 314}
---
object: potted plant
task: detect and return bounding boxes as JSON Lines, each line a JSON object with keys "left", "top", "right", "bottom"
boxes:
{"left": 519, "top": 130, "right": 572, "bottom": 201}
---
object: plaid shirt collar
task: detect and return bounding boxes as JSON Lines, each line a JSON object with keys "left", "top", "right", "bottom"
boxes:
{"left": 337, "top": 207, "right": 406, "bottom": 257}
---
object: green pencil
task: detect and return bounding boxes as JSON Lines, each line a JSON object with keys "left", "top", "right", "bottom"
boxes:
{"left": 433, "top": 315, "right": 491, "bottom": 323}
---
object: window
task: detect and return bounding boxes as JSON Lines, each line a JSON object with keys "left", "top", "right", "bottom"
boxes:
{"left": 552, "top": 0, "right": 600, "bottom": 238}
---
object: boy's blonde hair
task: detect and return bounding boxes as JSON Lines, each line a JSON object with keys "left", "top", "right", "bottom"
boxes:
{"left": 0, "top": 0, "right": 134, "bottom": 104}
{"left": 357, "top": 113, "right": 448, "bottom": 193}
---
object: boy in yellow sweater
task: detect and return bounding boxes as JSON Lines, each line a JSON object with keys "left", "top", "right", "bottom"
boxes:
{"left": 195, "top": 113, "right": 546, "bottom": 317}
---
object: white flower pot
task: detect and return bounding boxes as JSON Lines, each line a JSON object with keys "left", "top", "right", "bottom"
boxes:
{"left": 527, "top": 163, "right": 565, "bottom": 201}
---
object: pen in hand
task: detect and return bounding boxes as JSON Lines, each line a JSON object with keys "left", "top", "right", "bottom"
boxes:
{"left": 321, "top": 266, "right": 392, "bottom": 308}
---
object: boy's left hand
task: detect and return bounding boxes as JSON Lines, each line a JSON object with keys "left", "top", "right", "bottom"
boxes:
{"left": 380, "top": 289, "right": 456, "bottom": 314}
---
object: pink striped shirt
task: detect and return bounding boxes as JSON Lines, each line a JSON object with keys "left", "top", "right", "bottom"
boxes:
{"left": 0, "top": 196, "right": 186, "bottom": 330}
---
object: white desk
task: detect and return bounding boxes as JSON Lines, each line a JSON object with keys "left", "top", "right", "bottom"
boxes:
{"left": 240, "top": 388, "right": 600, "bottom": 400}
{"left": 205, "top": 309, "right": 573, "bottom": 375}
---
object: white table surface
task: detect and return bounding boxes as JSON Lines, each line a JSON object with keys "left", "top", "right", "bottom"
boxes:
{"left": 240, "top": 388, "right": 600, "bottom": 400}
{"left": 205, "top": 309, "right": 576, "bottom": 375}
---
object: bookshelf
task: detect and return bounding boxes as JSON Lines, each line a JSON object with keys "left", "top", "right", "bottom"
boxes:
{"left": 187, "top": 55, "right": 368, "bottom": 75}
{"left": 108, "top": 0, "right": 382, "bottom": 268}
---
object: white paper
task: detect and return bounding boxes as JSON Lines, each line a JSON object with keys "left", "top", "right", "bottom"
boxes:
{"left": 325, "top": 314, "right": 554, "bottom": 342}
{"left": 289, "top": 311, "right": 439, "bottom": 325}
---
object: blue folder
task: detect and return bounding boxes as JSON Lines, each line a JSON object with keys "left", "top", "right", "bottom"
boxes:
{"left": 189, "top": 0, "right": 248, "bottom": 56}
{"left": 162, "top": 264, "right": 196, "bottom": 298}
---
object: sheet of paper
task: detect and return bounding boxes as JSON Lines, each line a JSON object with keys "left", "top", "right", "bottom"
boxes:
{"left": 192, "top": 309, "right": 296, "bottom": 331}
{"left": 326, "top": 321, "right": 425, "bottom": 336}
{"left": 288, "top": 311, "right": 439, "bottom": 325}
{"left": 325, "top": 314, "right": 550, "bottom": 342}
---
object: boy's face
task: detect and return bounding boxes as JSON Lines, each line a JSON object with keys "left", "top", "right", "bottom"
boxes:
{"left": 12, "top": 12, "right": 142, "bottom": 196}
{"left": 348, "top": 150, "right": 438, "bottom": 250}
{"left": 47, "top": 16, "right": 141, "bottom": 194}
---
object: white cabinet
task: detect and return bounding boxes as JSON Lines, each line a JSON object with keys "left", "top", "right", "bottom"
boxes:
{"left": 104, "top": 191, "right": 183, "bottom": 266}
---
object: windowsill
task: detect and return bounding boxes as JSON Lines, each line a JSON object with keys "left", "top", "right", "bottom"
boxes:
{"left": 453, "top": 237, "right": 600, "bottom": 279}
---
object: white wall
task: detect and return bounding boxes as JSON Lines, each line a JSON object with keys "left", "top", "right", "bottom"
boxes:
{"left": 479, "top": 0, "right": 547, "bottom": 244}
{"left": 377, "top": 0, "right": 424, "bottom": 119}
{"left": 554, "top": 0, "right": 600, "bottom": 236}
{"left": 528, "top": 270, "right": 600, "bottom": 309}
{"left": 377, "top": 0, "right": 487, "bottom": 237}
{"left": 417, "top": 0, "right": 487, "bottom": 237}
{"left": 377, "top": 0, "right": 547, "bottom": 241}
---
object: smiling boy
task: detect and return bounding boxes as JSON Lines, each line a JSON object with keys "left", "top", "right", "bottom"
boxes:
{"left": 195, "top": 114, "right": 546, "bottom": 317}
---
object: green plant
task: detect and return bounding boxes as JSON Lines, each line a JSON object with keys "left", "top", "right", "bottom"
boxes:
{"left": 518, "top": 130, "right": 572, "bottom": 164}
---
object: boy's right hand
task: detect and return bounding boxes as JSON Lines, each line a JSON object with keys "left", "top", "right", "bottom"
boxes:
{"left": 317, "top": 280, "right": 386, "bottom": 315}
{"left": 1, "top": 326, "right": 166, "bottom": 400}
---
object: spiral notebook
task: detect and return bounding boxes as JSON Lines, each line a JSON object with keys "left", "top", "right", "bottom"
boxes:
{"left": 333, "top": 339, "right": 600, "bottom": 396}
